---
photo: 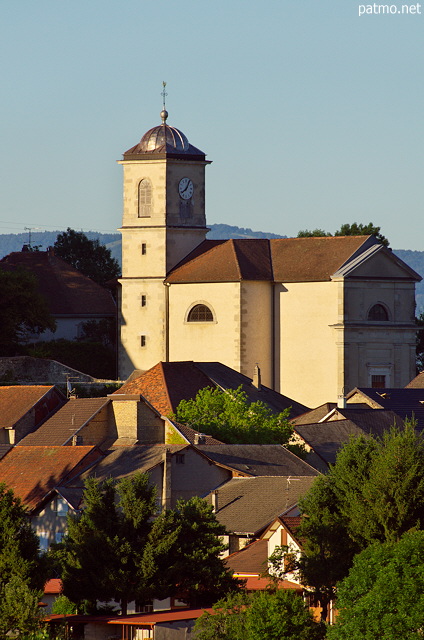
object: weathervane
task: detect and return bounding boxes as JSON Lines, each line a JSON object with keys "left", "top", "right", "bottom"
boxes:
{"left": 160, "top": 81, "right": 168, "bottom": 124}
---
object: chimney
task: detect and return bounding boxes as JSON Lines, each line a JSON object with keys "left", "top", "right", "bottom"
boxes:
{"left": 337, "top": 394, "right": 346, "bottom": 409}
{"left": 162, "top": 448, "right": 172, "bottom": 511}
{"left": 72, "top": 435, "right": 83, "bottom": 446}
{"left": 194, "top": 433, "right": 206, "bottom": 445}
{"left": 211, "top": 490, "right": 219, "bottom": 513}
{"left": 253, "top": 364, "right": 261, "bottom": 390}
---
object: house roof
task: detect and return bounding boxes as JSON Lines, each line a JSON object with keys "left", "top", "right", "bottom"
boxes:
{"left": 225, "top": 539, "right": 268, "bottom": 574}
{"left": 0, "top": 446, "right": 103, "bottom": 510}
{"left": 166, "top": 236, "right": 380, "bottom": 284}
{"left": 115, "top": 361, "right": 308, "bottom": 418}
{"left": 0, "top": 385, "right": 60, "bottom": 430}
{"left": 18, "top": 397, "right": 110, "bottom": 446}
{"left": 44, "top": 579, "right": 62, "bottom": 595}
{"left": 406, "top": 372, "right": 424, "bottom": 388}
{"left": 0, "top": 251, "right": 116, "bottom": 316}
{"left": 0, "top": 445, "right": 12, "bottom": 460}
{"left": 114, "top": 361, "right": 213, "bottom": 415}
{"left": 204, "top": 475, "right": 317, "bottom": 535}
{"left": 108, "top": 608, "right": 215, "bottom": 626}
{"left": 325, "top": 408, "right": 404, "bottom": 432}
{"left": 195, "top": 444, "right": 319, "bottom": 477}
{"left": 346, "top": 388, "right": 424, "bottom": 427}
{"left": 72, "top": 444, "right": 188, "bottom": 485}
{"left": 295, "top": 409, "right": 403, "bottom": 465}
{"left": 166, "top": 418, "right": 223, "bottom": 445}
{"left": 291, "top": 403, "right": 337, "bottom": 425}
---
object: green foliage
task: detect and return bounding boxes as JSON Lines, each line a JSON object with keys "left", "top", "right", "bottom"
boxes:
{"left": 297, "top": 229, "right": 332, "bottom": 237}
{"left": 246, "top": 589, "right": 326, "bottom": 640}
{"left": 27, "top": 339, "right": 116, "bottom": 379}
{"left": 194, "top": 592, "right": 250, "bottom": 640}
{"left": 297, "top": 475, "right": 360, "bottom": 621}
{"left": 0, "top": 268, "right": 56, "bottom": 355}
{"left": 54, "top": 228, "right": 120, "bottom": 286}
{"left": 52, "top": 473, "right": 157, "bottom": 615}
{"left": 328, "top": 530, "right": 424, "bottom": 640}
{"left": 172, "top": 385, "right": 295, "bottom": 446}
{"left": 53, "top": 479, "right": 236, "bottom": 613}
{"left": 334, "top": 222, "right": 389, "bottom": 246}
{"left": 297, "top": 222, "right": 389, "bottom": 247}
{"left": 297, "top": 422, "right": 424, "bottom": 620}
{"left": 51, "top": 595, "right": 80, "bottom": 615}
{"left": 0, "top": 577, "right": 43, "bottom": 640}
{"left": 333, "top": 422, "right": 424, "bottom": 545}
{"left": 195, "top": 590, "right": 326, "bottom": 640}
{"left": 143, "top": 497, "right": 240, "bottom": 607}
{"left": 0, "top": 484, "right": 46, "bottom": 639}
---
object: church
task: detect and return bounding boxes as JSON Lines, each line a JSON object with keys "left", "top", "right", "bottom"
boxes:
{"left": 117, "top": 108, "right": 421, "bottom": 408}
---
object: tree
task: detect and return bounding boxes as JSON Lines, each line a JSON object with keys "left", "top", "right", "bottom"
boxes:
{"left": 297, "top": 222, "right": 389, "bottom": 247}
{"left": 334, "top": 222, "right": 389, "bottom": 246}
{"left": 327, "top": 530, "right": 424, "bottom": 640}
{"left": 172, "top": 385, "right": 295, "bottom": 446}
{"left": 53, "top": 473, "right": 157, "bottom": 615}
{"left": 195, "top": 590, "right": 326, "bottom": 640}
{"left": 142, "top": 497, "right": 240, "bottom": 607}
{"left": 0, "top": 268, "right": 56, "bottom": 354}
{"left": 297, "top": 229, "right": 332, "bottom": 237}
{"left": 194, "top": 592, "right": 249, "bottom": 640}
{"left": 54, "top": 228, "right": 120, "bottom": 286}
{"left": 296, "top": 476, "right": 359, "bottom": 622}
{"left": 0, "top": 483, "right": 46, "bottom": 639}
{"left": 297, "top": 422, "right": 424, "bottom": 620}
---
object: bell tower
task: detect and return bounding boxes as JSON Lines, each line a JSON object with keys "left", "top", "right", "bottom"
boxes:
{"left": 118, "top": 97, "right": 211, "bottom": 379}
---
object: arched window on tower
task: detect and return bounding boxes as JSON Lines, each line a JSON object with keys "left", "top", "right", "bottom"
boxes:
{"left": 368, "top": 304, "right": 389, "bottom": 321}
{"left": 187, "top": 304, "right": 214, "bottom": 322}
{"left": 138, "top": 179, "right": 152, "bottom": 217}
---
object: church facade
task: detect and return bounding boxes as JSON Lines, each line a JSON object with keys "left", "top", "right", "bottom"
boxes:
{"left": 118, "top": 110, "right": 421, "bottom": 408}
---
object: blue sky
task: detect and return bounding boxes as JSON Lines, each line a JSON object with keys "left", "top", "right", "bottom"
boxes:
{"left": 1, "top": 0, "right": 423, "bottom": 250}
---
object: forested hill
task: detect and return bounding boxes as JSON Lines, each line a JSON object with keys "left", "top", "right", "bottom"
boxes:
{"left": 0, "top": 227, "right": 422, "bottom": 311}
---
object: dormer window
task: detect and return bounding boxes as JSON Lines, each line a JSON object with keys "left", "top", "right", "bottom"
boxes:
{"left": 368, "top": 304, "right": 389, "bottom": 321}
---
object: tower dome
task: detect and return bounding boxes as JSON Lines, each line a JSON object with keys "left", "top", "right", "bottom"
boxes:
{"left": 123, "top": 110, "right": 205, "bottom": 159}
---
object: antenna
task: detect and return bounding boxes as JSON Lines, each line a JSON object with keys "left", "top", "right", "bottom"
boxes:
{"left": 24, "top": 227, "right": 33, "bottom": 248}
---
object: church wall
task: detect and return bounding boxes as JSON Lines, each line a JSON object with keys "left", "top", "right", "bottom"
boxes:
{"left": 343, "top": 279, "right": 417, "bottom": 390}
{"left": 120, "top": 160, "right": 167, "bottom": 228}
{"left": 119, "top": 277, "right": 167, "bottom": 377}
{"left": 276, "top": 281, "right": 340, "bottom": 407}
{"left": 240, "top": 281, "right": 273, "bottom": 387}
{"left": 168, "top": 282, "right": 242, "bottom": 369}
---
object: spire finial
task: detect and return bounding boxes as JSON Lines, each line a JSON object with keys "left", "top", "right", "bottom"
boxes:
{"left": 160, "top": 81, "right": 168, "bottom": 124}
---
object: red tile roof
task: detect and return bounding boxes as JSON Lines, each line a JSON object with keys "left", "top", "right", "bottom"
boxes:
{"left": 44, "top": 579, "right": 62, "bottom": 595}
{"left": 0, "top": 251, "right": 116, "bottom": 316}
{"left": 0, "top": 386, "right": 59, "bottom": 430}
{"left": 237, "top": 576, "right": 301, "bottom": 591}
{"left": 0, "top": 445, "right": 103, "bottom": 509}
{"left": 108, "top": 608, "right": 215, "bottom": 626}
{"left": 114, "top": 361, "right": 213, "bottom": 415}
{"left": 115, "top": 361, "right": 308, "bottom": 419}
{"left": 166, "top": 236, "right": 373, "bottom": 284}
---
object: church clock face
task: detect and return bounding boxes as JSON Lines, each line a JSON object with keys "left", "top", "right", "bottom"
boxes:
{"left": 178, "top": 177, "right": 194, "bottom": 200}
